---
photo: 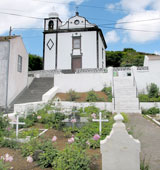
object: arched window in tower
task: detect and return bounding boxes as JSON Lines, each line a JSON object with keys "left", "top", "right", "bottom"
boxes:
{"left": 48, "top": 20, "right": 54, "bottom": 30}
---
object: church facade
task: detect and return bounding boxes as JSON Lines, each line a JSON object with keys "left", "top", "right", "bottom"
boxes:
{"left": 43, "top": 12, "right": 107, "bottom": 72}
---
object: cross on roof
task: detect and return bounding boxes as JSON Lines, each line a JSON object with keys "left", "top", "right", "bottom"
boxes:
{"left": 92, "top": 112, "right": 108, "bottom": 135}
{"left": 10, "top": 115, "right": 25, "bottom": 139}
{"left": 76, "top": 6, "right": 79, "bottom": 13}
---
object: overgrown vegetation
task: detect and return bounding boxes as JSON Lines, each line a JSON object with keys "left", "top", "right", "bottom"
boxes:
{"left": 67, "top": 89, "right": 80, "bottom": 101}
{"left": 140, "top": 158, "right": 150, "bottom": 170}
{"left": 106, "top": 48, "right": 145, "bottom": 67}
{"left": 29, "top": 54, "right": 43, "bottom": 71}
{"left": 0, "top": 104, "right": 115, "bottom": 169}
{"left": 102, "top": 86, "right": 112, "bottom": 102}
{"left": 86, "top": 90, "right": 105, "bottom": 102}
{"left": 139, "top": 83, "right": 160, "bottom": 102}
{"left": 142, "top": 107, "right": 159, "bottom": 115}
{"left": 53, "top": 144, "right": 90, "bottom": 170}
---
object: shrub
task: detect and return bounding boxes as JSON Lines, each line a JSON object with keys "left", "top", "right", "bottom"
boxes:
{"left": 21, "top": 139, "right": 42, "bottom": 157}
{"left": 0, "top": 138, "right": 20, "bottom": 149}
{"left": 37, "top": 141, "right": 58, "bottom": 168}
{"left": 0, "top": 113, "right": 9, "bottom": 135}
{"left": 52, "top": 144, "right": 90, "bottom": 170}
{"left": 86, "top": 90, "right": 104, "bottom": 102}
{"left": 139, "top": 94, "right": 160, "bottom": 102}
{"left": 102, "top": 86, "right": 112, "bottom": 102}
{"left": 36, "top": 111, "right": 65, "bottom": 130}
{"left": 147, "top": 83, "right": 159, "bottom": 98}
{"left": 0, "top": 160, "right": 10, "bottom": 170}
{"left": 67, "top": 89, "right": 80, "bottom": 101}
{"left": 142, "top": 107, "right": 159, "bottom": 115}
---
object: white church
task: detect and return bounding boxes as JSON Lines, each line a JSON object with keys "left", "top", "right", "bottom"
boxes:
{"left": 43, "top": 12, "right": 107, "bottom": 72}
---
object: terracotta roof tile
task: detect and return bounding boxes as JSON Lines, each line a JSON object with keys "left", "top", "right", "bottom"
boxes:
{"left": 0, "top": 36, "right": 20, "bottom": 41}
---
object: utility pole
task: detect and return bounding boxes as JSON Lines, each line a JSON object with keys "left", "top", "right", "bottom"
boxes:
{"left": 9, "top": 26, "right": 12, "bottom": 36}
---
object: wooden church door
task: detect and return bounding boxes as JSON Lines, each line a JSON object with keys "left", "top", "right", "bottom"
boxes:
{"left": 72, "top": 56, "right": 82, "bottom": 72}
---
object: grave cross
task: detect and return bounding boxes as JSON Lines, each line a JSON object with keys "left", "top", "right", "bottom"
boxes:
{"left": 92, "top": 112, "right": 108, "bottom": 135}
{"left": 10, "top": 115, "right": 25, "bottom": 139}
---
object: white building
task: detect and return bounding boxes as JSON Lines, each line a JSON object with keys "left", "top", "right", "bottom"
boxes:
{"left": 0, "top": 36, "right": 28, "bottom": 110}
{"left": 43, "top": 12, "right": 107, "bottom": 72}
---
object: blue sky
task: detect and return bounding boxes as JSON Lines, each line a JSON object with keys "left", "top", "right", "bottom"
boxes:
{"left": 1, "top": 0, "right": 160, "bottom": 56}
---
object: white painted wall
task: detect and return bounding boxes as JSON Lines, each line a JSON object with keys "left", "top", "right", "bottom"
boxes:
{"left": 7, "top": 37, "right": 28, "bottom": 105}
{"left": 44, "top": 34, "right": 56, "bottom": 70}
{"left": 45, "top": 31, "right": 98, "bottom": 70}
{"left": 132, "top": 66, "right": 160, "bottom": 93}
{"left": 54, "top": 71, "right": 112, "bottom": 92}
{"left": 0, "top": 41, "right": 9, "bottom": 107}
{"left": 140, "top": 102, "right": 160, "bottom": 109}
{"left": 98, "top": 33, "right": 105, "bottom": 68}
{"left": 54, "top": 101, "right": 113, "bottom": 112}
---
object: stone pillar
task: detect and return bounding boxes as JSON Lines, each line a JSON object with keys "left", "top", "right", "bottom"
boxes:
{"left": 100, "top": 113, "right": 141, "bottom": 170}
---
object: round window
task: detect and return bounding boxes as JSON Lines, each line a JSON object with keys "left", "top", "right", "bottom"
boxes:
{"left": 74, "top": 20, "right": 80, "bottom": 25}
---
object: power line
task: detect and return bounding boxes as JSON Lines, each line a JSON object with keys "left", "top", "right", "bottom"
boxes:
{"left": 13, "top": 28, "right": 43, "bottom": 30}
{"left": 0, "top": 11, "right": 44, "bottom": 20}
{"left": 33, "top": 0, "right": 147, "bottom": 13}
{"left": 99, "top": 18, "right": 160, "bottom": 26}
{"left": 32, "top": 0, "right": 130, "bottom": 12}
{"left": 100, "top": 25, "right": 160, "bottom": 34}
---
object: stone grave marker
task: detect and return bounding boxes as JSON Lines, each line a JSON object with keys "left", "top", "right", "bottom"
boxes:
{"left": 92, "top": 112, "right": 108, "bottom": 135}
{"left": 10, "top": 115, "right": 25, "bottom": 139}
{"left": 100, "top": 113, "right": 141, "bottom": 170}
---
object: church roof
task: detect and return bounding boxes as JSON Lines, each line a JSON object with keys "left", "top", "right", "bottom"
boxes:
{"left": 0, "top": 35, "right": 20, "bottom": 41}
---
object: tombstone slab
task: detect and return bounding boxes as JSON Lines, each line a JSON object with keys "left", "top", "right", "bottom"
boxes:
{"left": 100, "top": 113, "right": 141, "bottom": 170}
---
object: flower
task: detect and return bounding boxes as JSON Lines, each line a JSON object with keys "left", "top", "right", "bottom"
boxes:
{"left": 2, "top": 154, "right": 13, "bottom": 162}
{"left": 93, "top": 134, "right": 100, "bottom": 141}
{"left": 52, "top": 136, "right": 57, "bottom": 142}
{"left": 8, "top": 156, "right": 13, "bottom": 162}
{"left": 86, "top": 141, "right": 90, "bottom": 145}
{"left": 37, "top": 116, "right": 41, "bottom": 120}
{"left": 71, "top": 118, "right": 76, "bottom": 123}
{"left": 68, "top": 137, "right": 74, "bottom": 144}
{"left": 91, "top": 113, "right": 96, "bottom": 119}
{"left": 27, "top": 156, "right": 33, "bottom": 163}
{"left": 7, "top": 127, "right": 11, "bottom": 131}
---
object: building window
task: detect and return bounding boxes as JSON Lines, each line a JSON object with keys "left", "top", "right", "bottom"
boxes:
{"left": 17, "top": 55, "right": 22, "bottom": 72}
{"left": 73, "top": 37, "right": 81, "bottom": 49}
{"left": 48, "top": 20, "right": 54, "bottom": 30}
{"left": 102, "top": 48, "right": 104, "bottom": 68}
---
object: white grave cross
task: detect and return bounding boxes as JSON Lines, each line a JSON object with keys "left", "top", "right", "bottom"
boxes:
{"left": 92, "top": 112, "right": 108, "bottom": 135}
{"left": 10, "top": 115, "right": 25, "bottom": 139}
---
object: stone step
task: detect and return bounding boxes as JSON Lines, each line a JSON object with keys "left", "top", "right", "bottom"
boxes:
{"left": 7, "top": 78, "right": 54, "bottom": 113}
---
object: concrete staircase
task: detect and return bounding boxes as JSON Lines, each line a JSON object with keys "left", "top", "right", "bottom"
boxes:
{"left": 8, "top": 78, "right": 54, "bottom": 113}
{"left": 113, "top": 77, "right": 141, "bottom": 113}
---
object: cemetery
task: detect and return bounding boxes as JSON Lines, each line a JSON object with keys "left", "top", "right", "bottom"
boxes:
{"left": 0, "top": 100, "right": 145, "bottom": 170}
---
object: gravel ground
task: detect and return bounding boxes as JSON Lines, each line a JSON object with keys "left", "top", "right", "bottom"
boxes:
{"left": 127, "top": 114, "right": 160, "bottom": 170}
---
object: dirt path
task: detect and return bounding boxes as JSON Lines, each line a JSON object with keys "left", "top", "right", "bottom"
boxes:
{"left": 127, "top": 114, "right": 160, "bottom": 170}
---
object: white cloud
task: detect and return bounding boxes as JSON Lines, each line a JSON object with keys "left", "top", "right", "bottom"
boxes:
{"left": 105, "top": 30, "right": 120, "bottom": 43}
{"left": 0, "top": 0, "right": 84, "bottom": 35}
{"left": 116, "top": 10, "right": 160, "bottom": 43}
{"left": 107, "top": 0, "right": 160, "bottom": 43}
{"left": 120, "top": 0, "right": 153, "bottom": 12}
{"left": 154, "top": 51, "right": 160, "bottom": 55}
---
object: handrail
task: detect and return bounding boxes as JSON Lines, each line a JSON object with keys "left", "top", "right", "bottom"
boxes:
{"left": 132, "top": 68, "right": 140, "bottom": 109}
{"left": 112, "top": 69, "right": 115, "bottom": 110}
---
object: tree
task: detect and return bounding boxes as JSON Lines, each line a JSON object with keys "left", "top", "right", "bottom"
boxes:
{"left": 29, "top": 54, "right": 43, "bottom": 71}
{"left": 106, "top": 48, "right": 145, "bottom": 67}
